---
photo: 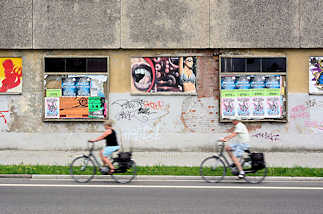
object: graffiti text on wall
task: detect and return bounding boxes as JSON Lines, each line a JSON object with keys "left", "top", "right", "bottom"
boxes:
{"left": 252, "top": 131, "right": 280, "bottom": 142}
{"left": 112, "top": 98, "right": 169, "bottom": 122}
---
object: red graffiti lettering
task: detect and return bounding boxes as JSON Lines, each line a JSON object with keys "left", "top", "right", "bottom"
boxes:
{"left": 0, "top": 110, "right": 9, "bottom": 124}
{"left": 0, "top": 59, "right": 22, "bottom": 92}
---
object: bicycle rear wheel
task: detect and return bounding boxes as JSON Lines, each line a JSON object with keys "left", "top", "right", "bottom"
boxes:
{"left": 70, "top": 156, "right": 97, "bottom": 183}
{"left": 111, "top": 160, "right": 137, "bottom": 184}
{"left": 241, "top": 159, "right": 267, "bottom": 184}
{"left": 200, "top": 156, "right": 226, "bottom": 183}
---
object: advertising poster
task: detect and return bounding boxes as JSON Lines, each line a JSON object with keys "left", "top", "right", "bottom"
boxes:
{"left": 46, "top": 89, "right": 62, "bottom": 97}
{"left": 265, "top": 96, "right": 281, "bottom": 118}
{"left": 220, "top": 75, "right": 283, "bottom": 120}
{"left": 45, "top": 97, "right": 60, "bottom": 118}
{"left": 131, "top": 57, "right": 197, "bottom": 94}
{"left": 88, "top": 97, "right": 105, "bottom": 118}
{"left": 59, "top": 97, "right": 88, "bottom": 118}
{"left": 0, "top": 57, "right": 22, "bottom": 94}
{"left": 309, "top": 57, "right": 323, "bottom": 94}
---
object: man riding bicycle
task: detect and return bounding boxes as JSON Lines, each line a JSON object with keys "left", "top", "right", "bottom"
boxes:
{"left": 220, "top": 117, "right": 250, "bottom": 179}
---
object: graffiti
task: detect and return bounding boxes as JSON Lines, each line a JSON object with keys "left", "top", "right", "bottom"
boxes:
{"left": 112, "top": 99, "right": 168, "bottom": 122}
{"left": 253, "top": 131, "right": 280, "bottom": 142}
{"left": 290, "top": 104, "right": 310, "bottom": 119}
{"left": 130, "top": 57, "right": 197, "bottom": 93}
{"left": 0, "top": 110, "right": 9, "bottom": 124}
{"left": 0, "top": 58, "right": 22, "bottom": 93}
{"left": 304, "top": 121, "right": 323, "bottom": 131}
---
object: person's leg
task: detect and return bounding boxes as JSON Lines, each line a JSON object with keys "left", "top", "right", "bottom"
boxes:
{"left": 100, "top": 149, "right": 115, "bottom": 171}
{"left": 225, "top": 145, "right": 243, "bottom": 172}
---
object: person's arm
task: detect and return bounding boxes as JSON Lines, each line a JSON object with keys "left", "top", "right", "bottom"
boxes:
{"left": 88, "top": 129, "right": 112, "bottom": 143}
{"left": 222, "top": 132, "right": 237, "bottom": 142}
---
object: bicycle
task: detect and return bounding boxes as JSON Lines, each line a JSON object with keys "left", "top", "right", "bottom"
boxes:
{"left": 200, "top": 141, "right": 267, "bottom": 184}
{"left": 70, "top": 142, "right": 137, "bottom": 184}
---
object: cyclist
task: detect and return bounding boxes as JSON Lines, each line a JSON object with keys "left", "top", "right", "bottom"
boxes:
{"left": 88, "top": 120, "right": 120, "bottom": 174}
{"left": 220, "top": 117, "right": 249, "bottom": 179}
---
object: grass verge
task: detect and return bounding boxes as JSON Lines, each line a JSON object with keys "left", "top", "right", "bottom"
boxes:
{"left": 0, "top": 165, "right": 323, "bottom": 177}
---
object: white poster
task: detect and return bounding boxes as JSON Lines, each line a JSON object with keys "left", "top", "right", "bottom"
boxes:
{"left": 45, "top": 97, "right": 60, "bottom": 118}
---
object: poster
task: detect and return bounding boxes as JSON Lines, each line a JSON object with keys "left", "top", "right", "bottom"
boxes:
{"left": 309, "top": 57, "right": 323, "bottom": 94}
{"left": 220, "top": 75, "right": 283, "bottom": 120}
{"left": 45, "top": 97, "right": 59, "bottom": 118}
{"left": 46, "top": 89, "right": 62, "bottom": 97}
{"left": 59, "top": 97, "right": 88, "bottom": 118}
{"left": 131, "top": 57, "right": 197, "bottom": 94}
{"left": 88, "top": 97, "right": 106, "bottom": 118}
{"left": 0, "top": 57, "right": 22, "bottom": 94}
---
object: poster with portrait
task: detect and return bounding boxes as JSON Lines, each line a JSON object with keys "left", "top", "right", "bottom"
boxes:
{"left": 309, "top": 57, "right": 323, "bottom": 94}
{"left": 130, "top": 57, "right": 197, "bottom": 94}
{"left": 0, "top": 57, "right": 22, "bottom": 94}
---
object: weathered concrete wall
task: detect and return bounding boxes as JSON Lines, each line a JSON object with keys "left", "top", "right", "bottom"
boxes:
{"left": 33, "top": 0, "right": 121, "bottom": 49}
{"left": 121, "top": 0, "right": 209, "bottom": 48}
{"left": 210, "top": 0, "right": 300, "bottom": 48}
{"left": 0, "top": 49, "right": 322, "bottom": 154}
{"left": 300, "top": 0, "right": 323, "bottom": 48}
{"left": 3, "top": 0, "right": 323, "bottom": 49}
{"left": 0, "top": 0, "right": 33, "bottom": 49}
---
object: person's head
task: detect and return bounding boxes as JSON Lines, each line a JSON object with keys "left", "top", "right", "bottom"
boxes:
{"left": 104, "top": 119, "right": 114, "bottom": 129}
{"left": 183, "top": 57, "right": 194, "bottom": 69}
{"left": 231, "top": 117, "right": 241, "bottom": 125}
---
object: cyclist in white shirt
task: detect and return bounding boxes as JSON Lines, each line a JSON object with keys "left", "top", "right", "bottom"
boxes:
{"left": 220, "top": 117, "right": 249, "bottom": 178}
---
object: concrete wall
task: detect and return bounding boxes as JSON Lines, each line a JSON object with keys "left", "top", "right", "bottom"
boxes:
{"left": 1, "top": 0, "right": 323, "bottom": 49}
{"left": 0, "top": 49, "right": 323, "bottom": 153}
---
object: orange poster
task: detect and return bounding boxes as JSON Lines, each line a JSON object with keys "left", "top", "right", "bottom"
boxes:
{"left": 59, "top": 97, "right": 88, "bottom": 118}
{"left": 0, "top": 57, "right": 22, "bottom": 94}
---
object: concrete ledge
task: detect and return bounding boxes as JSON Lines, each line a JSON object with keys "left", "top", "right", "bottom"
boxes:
{"left": 0, "top": 174, "right": 32, "bottom": 179}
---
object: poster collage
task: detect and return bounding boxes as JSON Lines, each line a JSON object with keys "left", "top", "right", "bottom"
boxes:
{"left": 131, "top": 57, "right": 197, "bottom": 94}
{"left": 44, "top": 75, "right": 107, "bottom": 119}
{"left": 220, "top": 75, "right": 283, "bottom": 119}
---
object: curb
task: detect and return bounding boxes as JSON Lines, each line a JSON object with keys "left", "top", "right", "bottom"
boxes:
{"left": 0, "top": 174, "right": 319, "bottom": 181}
{"left": 0, "top": 174, "right": 32, "bottom": 179}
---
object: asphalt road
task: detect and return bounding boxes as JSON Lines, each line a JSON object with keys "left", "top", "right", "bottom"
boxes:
{"left": 1, "top": 178, "right": 323, "bottom": 214}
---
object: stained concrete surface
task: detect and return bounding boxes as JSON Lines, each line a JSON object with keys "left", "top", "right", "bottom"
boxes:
{"left": 1, "top": 150, "right": 322, "bottom": 168}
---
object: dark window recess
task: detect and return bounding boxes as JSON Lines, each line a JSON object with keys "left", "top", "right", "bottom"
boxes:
{"left": 221, "top": 57, "right": 232, "bottom": 73}
{"left": 66, "top": 58, "right": 86, "bottom": 73}
{"left": 247, "top": 58, "right": 261, "bottom": 72}
{"left": 87, "top": 58, "right": 107, "bottom": 72}
{"left": 45, "top": 58, "right": 65, "bottom": 73}
{"left": 262, "top": 58, "right": 286, "bottom": 72}
{"left": 232, "top": 58, "right": 245, "bottom": 72}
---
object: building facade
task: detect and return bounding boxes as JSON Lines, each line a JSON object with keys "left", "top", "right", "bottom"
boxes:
{"left": 0, "top": 0, "right": 322, "bottom": 160}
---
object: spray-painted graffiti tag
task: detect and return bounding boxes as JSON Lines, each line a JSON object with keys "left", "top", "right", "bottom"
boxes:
{"left": 252, "top": 131, "right": 280, "bottom": 142}
{"left": 0, "top": 110, "right": 8, "bottom": 124}
{"left": 112, "top": 99, "right": 168, "bottom": 122}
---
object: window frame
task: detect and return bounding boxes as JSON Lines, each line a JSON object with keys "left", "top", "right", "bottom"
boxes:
{"left": 219, "top": 55, "right": 288, "bottom": 123}
{"left": 42, "top": 56, "right": 110, "bottom": 122}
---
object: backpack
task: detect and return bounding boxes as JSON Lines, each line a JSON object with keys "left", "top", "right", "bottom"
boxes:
{"left": 250, "top": 152, "right": 265, "bottom": 170}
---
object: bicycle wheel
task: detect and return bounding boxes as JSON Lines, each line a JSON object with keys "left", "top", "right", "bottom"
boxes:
{"left": 111, "top": 160, "right": 137, "bottom": 184}
{"left": 70, "top": 156, "right": 97, "bottom": 183}
{"left": 241, "top": 159, "right": 268, "bottom": 184}
{"left": 200, "top": 156, "right": 226, "bottom": 183}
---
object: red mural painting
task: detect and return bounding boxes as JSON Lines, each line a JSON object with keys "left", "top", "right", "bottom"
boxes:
{"left": 0, "top": 59, "right": 22, "bottom": 92}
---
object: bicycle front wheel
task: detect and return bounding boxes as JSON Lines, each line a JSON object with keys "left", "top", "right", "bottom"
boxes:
{"left": 200, "top": 156, "right": 226, "bottom": 183}
{"left": 111, "top": 160, "right": 137, "bottom": 184}
{"left": 241, "top": 159, "right": 268, "bottom": 184}
{"left": 70, "top": 156, "right": 97, "bottom": 183}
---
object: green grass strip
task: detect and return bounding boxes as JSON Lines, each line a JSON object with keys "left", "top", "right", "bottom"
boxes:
{"left": 1, "top": 165, "right": 323, "bottom": 177}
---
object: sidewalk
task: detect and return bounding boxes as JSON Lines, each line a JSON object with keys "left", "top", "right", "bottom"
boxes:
{"left": 1, "top": 150, "right": 323, "bottom": 168}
